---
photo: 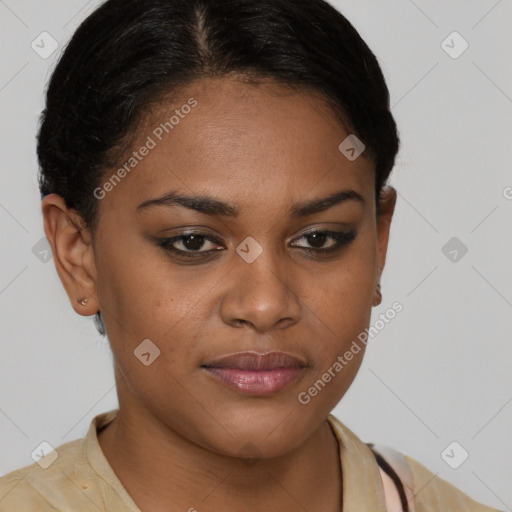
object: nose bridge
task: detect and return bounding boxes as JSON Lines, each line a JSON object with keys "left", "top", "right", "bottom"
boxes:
{"left": 220, "top": 238, "right": 301, "bottom": 331}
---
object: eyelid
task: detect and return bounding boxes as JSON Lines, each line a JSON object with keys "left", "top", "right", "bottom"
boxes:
{"left": 291, "top": 228, "right": 356, "bottom": 249}
{"left": 166, "top": 232, "right": 223, "bottom": 248}
{"left": 295, "top": 224, "right": 351, "bottom": 237}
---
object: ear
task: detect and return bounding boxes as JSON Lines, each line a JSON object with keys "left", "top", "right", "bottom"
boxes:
{"left": 41, "top": 194, "right": 99, "bottom": 316}
{"left": 375, "top": 186, "right": 397, "bottom": 280}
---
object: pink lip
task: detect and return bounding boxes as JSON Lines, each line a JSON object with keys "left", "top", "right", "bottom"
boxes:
{"left": 201, "top": 351, "right": 307, "bottom": 396}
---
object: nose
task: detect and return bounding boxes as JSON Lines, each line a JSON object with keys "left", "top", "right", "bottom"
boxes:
{"left": 219, "top": 245, "right": 302, "bottom": 333}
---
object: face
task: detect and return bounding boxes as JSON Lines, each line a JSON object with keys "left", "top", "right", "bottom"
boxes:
{"left": 44, "top": 75, "right": 395, "bottom": 459}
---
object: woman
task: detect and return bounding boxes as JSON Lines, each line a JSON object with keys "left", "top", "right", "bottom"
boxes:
{"left": 0, "top": 0, "right": 502, "bottom": 510}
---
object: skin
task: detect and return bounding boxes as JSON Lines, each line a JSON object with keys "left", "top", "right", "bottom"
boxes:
{"left": 42, "top": 75, "right": 396, "bottom": 512}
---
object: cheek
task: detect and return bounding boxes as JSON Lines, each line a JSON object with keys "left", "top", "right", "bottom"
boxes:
{"left": 306, "top": 239, "right": 377, "bottom": 334}
{"left": 95, "top": 243, "right": 223, "bottom": 408}
{"left": 95, "top": 231, "right": 209, "bottom": 340}
{"left": 301, "top": 233, "right": 377, "bottom": 379}
{"left": 305, "top": 275, "right": 371, "bottom": 376}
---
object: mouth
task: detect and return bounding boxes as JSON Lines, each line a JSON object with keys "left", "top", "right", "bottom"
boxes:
{"left": 200, "top": 351, "right": 308, "bottom": 396}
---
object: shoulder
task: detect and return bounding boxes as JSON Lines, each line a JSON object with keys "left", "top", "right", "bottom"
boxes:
{"left": 327, "top": 416, "right": 502, "bottom": 511}
{"left": 404, "top": 455, "right": 503, "bottom": 512}
{"left": 0, "top": 469, "right": 55, "bottom": 511}
{"left": 0, "top": 437, "right": 98, "bottom": 511}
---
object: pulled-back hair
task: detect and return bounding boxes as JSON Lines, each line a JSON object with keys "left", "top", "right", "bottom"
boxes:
{"left": 37, "top": 0, "right": 400, "bottom": 339}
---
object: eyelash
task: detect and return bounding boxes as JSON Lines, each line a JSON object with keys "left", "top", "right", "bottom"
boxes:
{"left": 157, "top": 229, "right": 357, "bottom": 260}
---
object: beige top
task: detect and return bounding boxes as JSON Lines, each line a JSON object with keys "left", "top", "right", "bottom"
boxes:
{"left": 0, "top": 409, "right": 501, "bottom": 511}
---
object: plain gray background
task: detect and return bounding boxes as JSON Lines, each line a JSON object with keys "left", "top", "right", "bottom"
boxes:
{"left": 0, "top": 0, "right": 511, "bottom": 510}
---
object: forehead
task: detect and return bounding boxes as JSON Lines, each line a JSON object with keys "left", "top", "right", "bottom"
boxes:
{"left": 99, "top": 76, "right": 374, "bottom": 215}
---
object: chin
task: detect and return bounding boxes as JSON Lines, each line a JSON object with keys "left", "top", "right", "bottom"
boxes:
{"left": 199, "top": 403, "right": 314, "bottom": 459}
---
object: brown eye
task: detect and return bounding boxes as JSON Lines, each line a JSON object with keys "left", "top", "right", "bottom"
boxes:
{"left": 291, "top": 229, "right": 356, "bottom": 254}
{"left": 158, "top": 232, "right": 224, "bottom": 258}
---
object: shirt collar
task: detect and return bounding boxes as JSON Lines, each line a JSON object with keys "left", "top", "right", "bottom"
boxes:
{"left": 327, "top": 414, "right": 387, "bottom": 511}
{"left": 84, "top": 409, "right": 142, "bottom": 512}
{"left": 85, "top": 409, "right": 386, "bottom": 511}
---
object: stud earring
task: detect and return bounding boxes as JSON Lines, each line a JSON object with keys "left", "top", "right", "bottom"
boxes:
{"left": 373, "top": 282, "right": 382, "bottom": 306}
{"left": 77, "top": 297, "right": 88, "bottom": 307}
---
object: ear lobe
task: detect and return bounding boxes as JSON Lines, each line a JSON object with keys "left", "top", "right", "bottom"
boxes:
{"left": 376, "top": 186, "right": 397, "bottom": 277}
{"left": 41, "top": 194, "right": 99, "bottom": 316}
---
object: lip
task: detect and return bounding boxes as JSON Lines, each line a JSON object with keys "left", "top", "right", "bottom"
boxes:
{"left": 201, "top": 351, "right": 307, "bottom": 396}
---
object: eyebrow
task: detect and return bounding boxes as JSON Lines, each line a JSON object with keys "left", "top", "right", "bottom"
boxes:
{"left": 136, "top": 189, "right": 365, "bottom": 218}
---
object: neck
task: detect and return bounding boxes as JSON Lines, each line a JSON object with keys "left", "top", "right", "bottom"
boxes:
{"left": 97, "top": 405, "right": 343, "bottom": 512}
